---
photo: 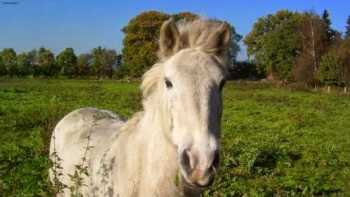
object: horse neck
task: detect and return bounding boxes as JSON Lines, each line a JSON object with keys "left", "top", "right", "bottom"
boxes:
{"left": 140, "top": 88, "right": 174, "bottom": 153}
{"left": 136, "top": 89, "right": 179, "bottom": 180}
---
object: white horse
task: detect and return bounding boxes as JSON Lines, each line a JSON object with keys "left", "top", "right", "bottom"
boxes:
{"left": 49, "top": 18, "right": 231, "bottom": 197}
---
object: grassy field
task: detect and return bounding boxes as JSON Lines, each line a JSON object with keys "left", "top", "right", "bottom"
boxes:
{"left": 0, "top": 79, "right": 350, "bottom": 196}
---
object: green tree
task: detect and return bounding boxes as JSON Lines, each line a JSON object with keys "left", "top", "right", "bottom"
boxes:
{"left": 27, "top": 49, "right": 40, "bottom": 76}
{"left": 16, "top": 52, "right": 33, "bottom": 76}
{"left": 91, "top": 47, "right": 117, "bottom": 78}
{"left": 57, "top": 48, "right": 77, "bottom": 76}
{"left": 103, "top": 49, "right": 118, "bottom": 78}
{"left": 321, "top": 10, "right": 337, "bottom": 46}
{"left": 91, "top": 46, "right": 105, "bottom": 77}
{"left": 0, "top": 53, "right": 5, "bottom": 76}
{"left": 1, "top": 48, "right": 17, "bottom": 76}
{"left": 121, "top": 11, "right": 170, "bottom": 78}
{"left": 38, "top": 47, "right": 57, "bottom": 76}
{"left": 345, "top": 16, "right": 350, "bottom": 39}
{"left": 77, "top": 53, "right": 91, "bottom": 76}
{"left": 318, "top": 50, "right": 342, "bottom": 86}
{"left": 244, "top": 10, "right": 303, "bottom": 80}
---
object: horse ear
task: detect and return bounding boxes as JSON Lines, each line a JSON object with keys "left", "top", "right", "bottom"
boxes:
{"left": 204, "top": 22, "right": 231, "bottom": 56}
{"left": 159, "top": 18, "right": 181, "bottom": 59}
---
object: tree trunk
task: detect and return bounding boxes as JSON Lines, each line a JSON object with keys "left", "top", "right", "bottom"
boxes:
{"left": 344, "top": 86, "right": 348, "bottom": 94}
{"left": 310, "top": 18, "right": 318, "bottom": 75}
{"left": 327, "top": 85, "right": 331, "bottom": 93}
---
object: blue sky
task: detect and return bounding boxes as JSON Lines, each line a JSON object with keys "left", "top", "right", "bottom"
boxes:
{"left": 0, "top": 0, "right": 349, "bottom": 60}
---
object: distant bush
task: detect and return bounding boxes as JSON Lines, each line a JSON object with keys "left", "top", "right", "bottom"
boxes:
{"left": 318, "top": 50, "right": 342, "bottom": 86}
{"left": 228, "top": 61, "right": 263, "bottom": 80}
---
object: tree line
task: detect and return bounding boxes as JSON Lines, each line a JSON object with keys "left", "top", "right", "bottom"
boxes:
{"left": 1, "top": 9, "right": 350, "bottom": 89}
{"left": 244, "top": 10, "right": 350, "bottom": 90}
{"left": 0, "top": 46, "right": 121, "bottom": 78}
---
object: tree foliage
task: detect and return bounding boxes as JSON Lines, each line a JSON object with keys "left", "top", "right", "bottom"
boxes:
{"left": 346, "top": 16, "right": 350, "bottom": 39}
{"left": 27, "top": 49, "right": 39, "bottom": 76}
{"left": 316, "top": 36, "right": 350, "bottom": 87}
{"left": 76, "top": 53, "right": 92, "bottom": 76}
{"left": 318, "top": 50, "right": 342, "bottom": 85}
{"left": 0, "top": 55, "right": 4, "bottom": 76}
{"left": 91, "top": 47, "right": 118, "bottom": 78}
{"left": 244, "top": 10, "right": 302, "bottom": 80}
{"left": 1, "top": 48, "right": 17, "bottom": 76}
{"left": 37, "top": 48, "right": 56, "bottom": 76}
{"left": 57, "top": 48, "right": 77, "bottom": 76}
{"left": 16, "top": 52, "right": 33, "bottom": 76}
{"left": 322, "top": 10, "right": 337, "bottom": 45}
{"left": 121, "top": 11, "right": 170, "bottom": 78}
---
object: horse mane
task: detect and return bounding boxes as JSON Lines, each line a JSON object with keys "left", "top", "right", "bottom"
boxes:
{"left": 158, "top": 18, "right": 231, "bottom": 61}
{"left": 118, "top": 111, "right": 144, "bottom": 134}
{"left": 140, "top": 62, "right": 162, "bottom": 98}
{"left": 142, "top": 18, "right": 230, "bottom": 99}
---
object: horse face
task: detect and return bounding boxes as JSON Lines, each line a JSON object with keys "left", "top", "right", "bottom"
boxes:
{"left": 163, "top": 49, "right": 226, "bottom": 188}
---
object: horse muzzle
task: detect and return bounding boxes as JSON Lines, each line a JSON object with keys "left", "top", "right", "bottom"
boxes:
{"left": 179, "top": 149, "right": 219, "bottom": 188}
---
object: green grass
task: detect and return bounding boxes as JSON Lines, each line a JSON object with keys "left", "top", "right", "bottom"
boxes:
{"left": 0, "top": 79, "right": 350, "bottom": 196}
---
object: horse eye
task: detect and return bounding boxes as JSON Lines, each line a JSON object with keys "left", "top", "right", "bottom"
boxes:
{"left": 219, "top": 80, "right": 226, "bottom": 91}
{"left": 165, "top": 78, "right": 173, "bottom": 89}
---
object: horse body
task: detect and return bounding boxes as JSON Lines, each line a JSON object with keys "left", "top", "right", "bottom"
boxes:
{"left": 51, "top": 107, "right": 186, "bottom": 196}
{"left": 50, "top": 18, "right": 231, "bottom": 197}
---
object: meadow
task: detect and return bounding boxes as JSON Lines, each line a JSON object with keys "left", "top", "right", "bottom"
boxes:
{"left": 0, "top": 79, "right": 350, "bottom": 196}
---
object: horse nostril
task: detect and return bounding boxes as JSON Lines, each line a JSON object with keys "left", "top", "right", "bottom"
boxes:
{"left": 212, "top": 150, "right": 220, "bottom": 169}
{"left": 181, "top": 149, "right": 192, "bottom": 174}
